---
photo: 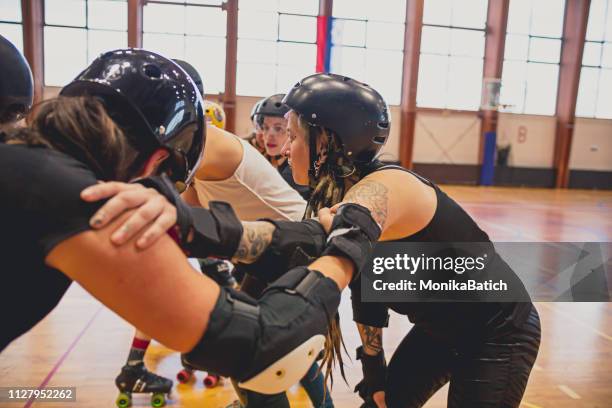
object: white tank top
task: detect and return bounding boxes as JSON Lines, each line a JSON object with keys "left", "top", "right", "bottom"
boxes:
{"left": 191, "top": 137, "right": 306, "bottom": 221}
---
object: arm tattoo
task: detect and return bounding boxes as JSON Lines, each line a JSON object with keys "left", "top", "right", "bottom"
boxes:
{"left": 343, "top": 180, "right": 389, "bottom": 230}
{"left": 357, "top": 323, "right": 383, "bottom": 355}
{"left": 232, "top": 221, "right": 275, "bottom": 264}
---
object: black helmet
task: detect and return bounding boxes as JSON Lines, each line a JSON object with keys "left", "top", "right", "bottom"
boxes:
{"left": 283, "top": 73, "right": 390, "bottom": 163}
{"left": 173, "top": 59, "right": 204, "bottom": 96}
{"left": 0, "top": 35, "right": 33, "bottom": 124}
{"left": 60, "top": 49, "right": 205, "bottom": 185}
{"left": 255, "top": 93, "right": 289, "bottom": 120}
{"left": 250, "top": 98, "right": 264, "bottom": 125}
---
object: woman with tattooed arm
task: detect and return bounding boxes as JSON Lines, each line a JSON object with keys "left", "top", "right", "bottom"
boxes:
{"left": 277, "top": 74, "right": 541, "bottom": 408}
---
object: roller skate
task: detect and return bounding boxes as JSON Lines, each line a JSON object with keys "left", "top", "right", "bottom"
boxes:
{"left": 203, "top": 372, "right": 222, "bottom": 388}
{"left": 115, "top": 363, "right": 172, "bottom": 408}
{"left": 176, "top": 354, "right": 197, "bottom": 384}
{"left": 176, "top": 366, "right": 195, "bottom": 384}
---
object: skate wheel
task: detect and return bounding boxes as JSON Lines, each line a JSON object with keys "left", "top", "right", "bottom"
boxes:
{"left": 203, "top": 374, "right": 219, "bottom": 388}
{"left": 176, "top": 369, "right": 193, "bottom": 384}
{"left": 116, "top": 392, "right": 132, "bottom": 408}
{"left": 151, "top": 393, "right": 166, "bottom": 407}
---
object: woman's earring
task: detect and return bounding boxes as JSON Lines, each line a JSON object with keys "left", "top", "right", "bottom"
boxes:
{"left": 313, "top": 160, "right": 321, "bottom": 178}
{"left": 313, "top": 148, "right": 327, "bottom": 178}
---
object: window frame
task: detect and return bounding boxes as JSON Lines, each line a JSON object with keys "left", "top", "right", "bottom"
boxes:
{"left": 575, "top": 0, "right": 612, "bottom": 119}
{"left": 416, "top": 18, "right": 488, "bottom": 111}
{"left": 236, "top": 6, "right": 318, "bottom": 97}
{"left": 43, "top": 0, "right": 128, "bottom": 86}
{"left": 329, "top": 2, "right": 408, "bottom": 106}
{"left": 499, "top": 0, "right": 566, "bottom": 116}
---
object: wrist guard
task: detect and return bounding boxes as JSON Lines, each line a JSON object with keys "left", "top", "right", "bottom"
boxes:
{"left": 354, "top": 346, "right": 387, "bottom": 402}
{"left": 321, "top": 203, "right": 381, "bottom": 281}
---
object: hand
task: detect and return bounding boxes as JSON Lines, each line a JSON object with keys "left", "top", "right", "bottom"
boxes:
{"left": 319, "top": 202, "right": 356, "bottom": 233}
{"left": 81, "top": 181, "right": 177, "bottom": 249}
{"left": 317, "top": 207, "right": 334, "bottom": 234}
{"left": 373, "top": 391, "right": 387, "bottom": 408}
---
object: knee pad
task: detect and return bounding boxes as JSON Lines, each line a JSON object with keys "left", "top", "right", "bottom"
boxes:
{"left": 183, "top": 266, "right": 341, "bottom": 394}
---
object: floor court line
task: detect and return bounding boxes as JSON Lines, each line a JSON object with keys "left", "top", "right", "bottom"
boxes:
{"left": 521, "top": 401, "right": 544, "bottom": 408}
{"left": 23, "top": 306, "right": 102, "bottom": 408}
{"left": 539, "top": 303, "right": 612, "bottom": 342}
{"left": 557, "top": 384, "right": 581, "bottom": 400}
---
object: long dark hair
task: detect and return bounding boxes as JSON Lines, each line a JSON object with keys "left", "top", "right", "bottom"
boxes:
{"left": 2, "top": 96, "right": 145, "bottom": 181}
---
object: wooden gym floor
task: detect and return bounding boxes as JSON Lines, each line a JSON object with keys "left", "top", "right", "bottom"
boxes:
{"left": 0, "top": 186, "right": 610, "bottom": 408}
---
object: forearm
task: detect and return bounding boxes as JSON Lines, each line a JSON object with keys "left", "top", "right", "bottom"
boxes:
{"left": 231, "top": 221, "right": 275, "bottom": 264}
{"left": 230, "top": 218, "right": 327, "bottom": 283}
{"left": 309, "top": 255, "right": 354, "bottom": 290}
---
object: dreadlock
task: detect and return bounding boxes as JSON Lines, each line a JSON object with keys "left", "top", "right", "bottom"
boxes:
{"left": 302, "top": 121, "right": 361, "bottom": 219}
{"left": 298, "top": 115, "right": 364, "bottom": 389}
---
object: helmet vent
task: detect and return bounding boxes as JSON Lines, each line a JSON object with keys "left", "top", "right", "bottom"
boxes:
{"left": 373, "top": 135, "right": 387, "bottom": 144}
{"left": 378, "top": 122, "right": 389, "bottom": 129}
{"left": 274, "top": 102, "right": 282, "bottom": 108}
{"left": 342, "top": 76, "right": 351, "bottom": 82}
{"left": 143, "top": 64, "right": 162, "bottom": 79}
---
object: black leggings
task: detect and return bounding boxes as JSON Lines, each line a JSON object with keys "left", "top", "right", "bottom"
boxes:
{"left": 385, "top": 306, "right": 541, "bottom": 408}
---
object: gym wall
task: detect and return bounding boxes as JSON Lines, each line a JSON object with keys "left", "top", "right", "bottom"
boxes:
{"left": 41, "top": 87, "right": 611, "bottom": 189}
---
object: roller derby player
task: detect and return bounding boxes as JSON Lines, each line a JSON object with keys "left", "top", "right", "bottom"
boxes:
{"left": 0, "top": 48, "right": 381, "bottom": 408}
{"left": 266, "top": 73, "right": 539, "bottom": 408}
{"left": 246, "top": 98, "right": 267, "bottom": 155}
{"left": 250, "top": 93, "right": 310, "bottom": 199}
{"left": 0, "top": 35, "right": 31, "bottom": 131}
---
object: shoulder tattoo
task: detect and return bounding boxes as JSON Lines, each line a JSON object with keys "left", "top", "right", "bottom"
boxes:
{"left": 343, "top": 180, "right": 389, "bottom": 230}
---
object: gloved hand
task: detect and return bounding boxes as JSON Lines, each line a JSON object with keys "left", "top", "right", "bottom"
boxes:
{"left": 354, "top": 346, "right": 387, "bottom": 406}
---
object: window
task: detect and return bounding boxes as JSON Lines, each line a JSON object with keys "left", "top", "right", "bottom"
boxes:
{"left": 143, "top": 0, "right": 226, "bottom": 95}
{"left": 330, "top": 0, "right": 406, "bottom": 105}
{"left": 500, "top": 0, "right": 566, "bottom": 115}
{"left": 417, "top": 0, "right": 488, "bottom": 110}
{"left": 576, "top": 0, "right": 612, "bottom": 119}
{"left": 44, "top": 0, "right": 127, "bottom": 86}
{"left": 0, "top": 0, "right": 23, "bottom": 52}
{"left": 237, "top": 0, "right": 318, "bottom": 97}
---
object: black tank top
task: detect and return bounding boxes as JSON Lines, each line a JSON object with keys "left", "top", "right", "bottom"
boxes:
{"left": 351, "top": 162, "right": 532, "bottom": 339}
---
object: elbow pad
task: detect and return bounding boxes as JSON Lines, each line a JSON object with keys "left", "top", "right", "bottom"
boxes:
{"left": 182, "top": 266, "right": 340, "bottom": 394}
{"left": 238, "top": 219, "right": 327, "bottom": 283}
